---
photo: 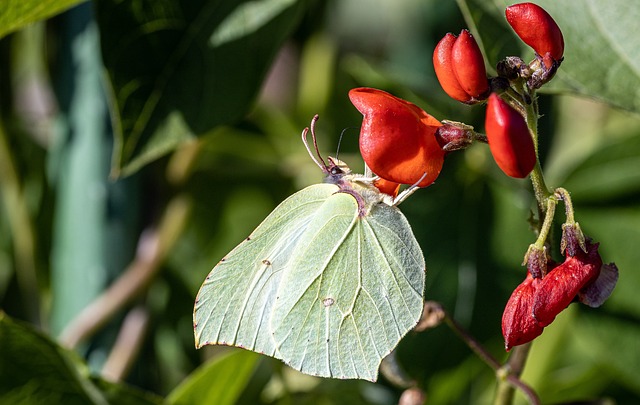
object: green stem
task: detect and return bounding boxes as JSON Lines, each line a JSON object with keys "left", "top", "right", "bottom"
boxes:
{"left": 554, "top": 187, "right": 575, "bottom": 223}
{"left": 494, "top": 90, "right": 552, "bottom": 405}
{"left": 494, "top": 343, "right": 539, "bottom": 405}
{"left": 534, "top": 197, "right": 557, "bottom": 248}
{"left": 525, "top": 96, "right": 553, "bottom": 211}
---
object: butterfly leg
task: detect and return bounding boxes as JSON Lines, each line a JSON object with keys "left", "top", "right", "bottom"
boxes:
{"left": 393, "top": 172, "right": 428, "bottom": 206}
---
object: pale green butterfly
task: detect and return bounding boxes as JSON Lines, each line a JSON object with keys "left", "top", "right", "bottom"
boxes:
{"left": 193, "top": 115, "right": 426, "bottom": 382}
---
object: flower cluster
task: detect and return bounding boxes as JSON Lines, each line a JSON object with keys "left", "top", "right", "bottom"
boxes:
{"left": 347, "top": 2, "right": 618, "bottom": 352}
{"left": 433, "top": 2, "right": 564, "bottom": 179}
{"left": 503, "top": 237, "right": 618, "bottom": 350}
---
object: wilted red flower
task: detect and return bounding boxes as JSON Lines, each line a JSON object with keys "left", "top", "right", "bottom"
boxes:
{"left": 349, "top": 87, "right": 445, "bottom": 188}
{"left": 502, "top": 273, "right": 544, "bottom": 350}
{"left": 502, "top": 240, "right": 618, "bottom": 350}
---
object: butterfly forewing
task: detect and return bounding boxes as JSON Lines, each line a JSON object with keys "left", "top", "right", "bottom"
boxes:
{"left": 194, "top": 184, "right": 340, "bottom": 357}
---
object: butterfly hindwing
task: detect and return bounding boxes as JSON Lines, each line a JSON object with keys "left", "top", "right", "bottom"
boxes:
{"left": 271, "top": 192, "right": 425, "bottom": 381}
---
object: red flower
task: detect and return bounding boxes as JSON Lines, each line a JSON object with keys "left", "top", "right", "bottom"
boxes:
{"left": 485, "top": 93, "right": 536, "bottom": 178}
{"left": 502, "top": 240, "right": 618, "bottom": 350}
{"left": 532, "top": 242, "right": 602, "bottom": 327}
{"left": 502, "top": 273, "right": 543, "bottom": 350}
{"left": 433, "top": 30, "right": 489, "bottom": 103}
{"left": 505, "top": 3, "right": 564, "bottom": 69}
{"left": 349, "top": 87, "right": 445, "bottom": 188}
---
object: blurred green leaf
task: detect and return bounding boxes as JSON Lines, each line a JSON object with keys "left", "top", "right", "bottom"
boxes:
{"left": 96, "top": 0, "right": 308, "bottom": 177}
{"left": 575, "top": 312, "right": 640, "bottom": 394}
{"left": 0, "top": 0, "right": 88, "bottom": 39}
{"left": 0, "top": 312, "right": 162, "bottom": 404}
{"left": 49, "top": 8, "right": 111, "bottom": 337}
{"left": 464, "top": 0, "right": 640, "bottom": 114}
{"left": 560, "top": 134, "right": 640, "bottom": 202}
{"left": 577, "top": 206, "right": 640, "bottom": 318}
{"left": 166, "top": 349, "right": 260, "bottom": 405}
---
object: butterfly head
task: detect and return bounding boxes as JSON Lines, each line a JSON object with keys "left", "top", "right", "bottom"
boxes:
{"left": 324, "top": 156, "right": 352, "bottom": 184}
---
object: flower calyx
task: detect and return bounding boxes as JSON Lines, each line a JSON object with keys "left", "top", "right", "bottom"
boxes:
{"left": 434, "top": 120, "right": 477, "bottom": 152}
{"left": 522, "top": 243, "right": 550, "bottom": 279}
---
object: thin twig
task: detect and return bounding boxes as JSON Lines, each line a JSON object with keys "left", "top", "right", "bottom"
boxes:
{"left": 101, "top": 306, "right": 150, "bottom": 382}
{"left": 58, "top": 196, "right": 190, "bottom": 348}
{"left": 441, "top": 310, "right": 540, "bottom": 405}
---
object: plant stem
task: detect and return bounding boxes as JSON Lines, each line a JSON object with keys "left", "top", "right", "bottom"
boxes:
{"left": 493, "top": 89, "right": 551, "bottom": 405}
{"left": 525, "top": 96, "right": 553, "bottom": 211}
{"left": 494, "top": 343, "right": 539, "bottom": 405}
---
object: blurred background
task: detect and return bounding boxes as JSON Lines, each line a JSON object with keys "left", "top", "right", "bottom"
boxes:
{"left": 1, "top": 0, "right": 639, "bottom": 403}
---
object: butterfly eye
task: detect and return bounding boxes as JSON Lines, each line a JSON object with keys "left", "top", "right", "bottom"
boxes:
{"left": 330, "top": 166, "right": 343, "bottom": 175}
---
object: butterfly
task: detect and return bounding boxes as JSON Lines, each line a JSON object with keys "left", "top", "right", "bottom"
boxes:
{"left": 194, "top": 115, "right": 426, "bottom": 381}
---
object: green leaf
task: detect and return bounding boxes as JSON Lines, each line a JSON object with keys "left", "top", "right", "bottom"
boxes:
{"left": 166, "top": 350, "right": 260, "bottom": 405}
{"left": 464, "top": 0, "right": 640, "bottom": 114}
{"left": 0, "top": 312, "right": 162, "bottom": 405}
{"left": 560, "top": 134, "right": 640, "bottom": 202}
{"left": 194, "top": 179, "right": 425, "bottom": 381}
{"left": 576, "top": 206, "right": 640, "bottom": 319}
{"left": 0, "top": 0, "right": 87, "bottom": 39}
{"left": 536, "top": 0, "right": 640, "bottom": 113}
{"left": 574, "top": 312, "right": 640, "bottom": 393}
{"left": 95, "top": 0, "right": 308, "bottom": 177}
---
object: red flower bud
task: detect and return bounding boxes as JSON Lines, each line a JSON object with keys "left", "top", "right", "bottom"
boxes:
{"left": 433, "top": 30, "right": 489, "bottom": 103}
{"left": 452, "top": 30, "right": 490, "bottom": 99}
{"left": 532, "top": 241, "right": 602, "bottom": 327}
{"left": 502, "top": 273, "right": 543, "bottom": 351}
{"left": 485, "top": 93, "right": 536, "bottom": 178}
{"left": 505, "top": 3, "right": 564, "bottom": 68}
{"left": 433, "top": 34, "right": 471, "bottom": 103}
{"left": 349, "top": 87, "right": 445, "bottom": 187}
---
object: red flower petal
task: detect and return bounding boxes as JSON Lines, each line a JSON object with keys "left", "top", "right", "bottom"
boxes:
{"left": 451, "top": 30, "right": 489, "bottom": 99}
{"left": 349, "top": 87, "right": 445, "bottom": 187}
{"left": 373, "top": 177, "right": 401, "bottom": 197}
{"left": 433, "top": 33, "right": 473, "bottom": 103}
{"left": 502, "top": 273, "right": 544, "bottom": 351}
{"left": 533, "top": 242, "right": 602, "bottom": 327}
{"left": 505, "top": 3, "right": 564, "bottom": 68}
{"left": 578, "top": 262, "right": 619, "bottom": 308}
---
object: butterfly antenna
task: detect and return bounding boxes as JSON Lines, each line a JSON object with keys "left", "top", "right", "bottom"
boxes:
{"left": 334, "top": 126, "right": 359, "bottom": 160}
{"left": 302, "top": 114, "right": 328, "bottom": 171}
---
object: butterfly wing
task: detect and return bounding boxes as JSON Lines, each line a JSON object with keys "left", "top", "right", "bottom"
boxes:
{"left": 271, "top": 191, "right": 425, "bottom": 381}
{"left": 193, "top": 183, "right": 339, "bottom": 358}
